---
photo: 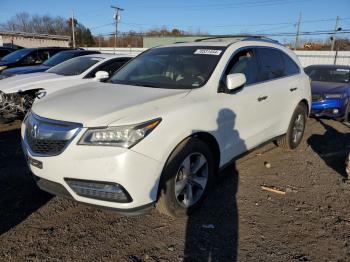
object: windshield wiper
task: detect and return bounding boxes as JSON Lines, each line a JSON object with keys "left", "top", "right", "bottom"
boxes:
{"left": 132, "top": 82, "right": 160, "bottom": 88}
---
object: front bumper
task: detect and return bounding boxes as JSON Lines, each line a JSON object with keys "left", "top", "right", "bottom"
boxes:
{"left": 311, "top": 97, "right": 348, "bottom": 119}
{"left": 21, "top": 122, "right": 163, "bottom": 213}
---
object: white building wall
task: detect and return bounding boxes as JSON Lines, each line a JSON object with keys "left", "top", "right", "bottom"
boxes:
{"left": 1, "top": 35, "right": 69, "bottom": 48}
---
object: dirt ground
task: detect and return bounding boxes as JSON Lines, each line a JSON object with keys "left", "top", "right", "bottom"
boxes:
{"left": 0, "top": 118, "right": 349, "bottom": 262}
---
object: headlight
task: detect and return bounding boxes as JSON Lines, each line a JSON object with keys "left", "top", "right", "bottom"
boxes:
{"left": 0, "top": 66, "right": 8, "bottom": 71}
{"left": 325, "top": 93, "right": 344, "bottom": 99}
{"left": 78, "top": 118, "right": 161, "bottom": 148}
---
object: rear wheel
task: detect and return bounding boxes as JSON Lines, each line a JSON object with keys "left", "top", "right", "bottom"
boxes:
{"left": 156, "top": 138, "right": 214, "bottom": 217}
{"left": 277, "top": 103, "right": 307, "bottom": 150}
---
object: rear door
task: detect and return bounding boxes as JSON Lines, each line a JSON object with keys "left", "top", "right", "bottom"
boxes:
{"left": 255, "top": 47, "right": 301, "bottom": 138}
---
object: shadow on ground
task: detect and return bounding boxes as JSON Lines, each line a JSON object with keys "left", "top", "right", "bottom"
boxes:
{"left": 307, "top": 119, "right": 350, "bottom": 179}
{"left": 0, "top": 128, "right": 52, "bottom": 236}
{"left": 183, "top": 164, "right": 239, "bottom": 262}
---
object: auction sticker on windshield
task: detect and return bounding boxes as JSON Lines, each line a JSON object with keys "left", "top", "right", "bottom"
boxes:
{"left": 194, "top": 49, "right": 222, "bottom": 55}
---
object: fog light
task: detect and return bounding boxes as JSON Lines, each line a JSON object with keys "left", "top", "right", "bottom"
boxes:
{"left": 65, "top": 178, "right": 132, "bottom": 203}
{"left": 333, "top": 109, "right": 339, "bottom": 114}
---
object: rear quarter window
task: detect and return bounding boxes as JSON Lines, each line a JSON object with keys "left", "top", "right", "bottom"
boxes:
{"left": 281, "top": 52, "right": 300, "bottom": 75}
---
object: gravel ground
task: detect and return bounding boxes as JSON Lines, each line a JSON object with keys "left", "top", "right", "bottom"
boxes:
{"left": 0, "top": 118, "right": 349, "bottom": 262}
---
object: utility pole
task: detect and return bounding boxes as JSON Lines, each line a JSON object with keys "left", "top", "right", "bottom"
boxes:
{"left": 294, "top": 12, "right": 302, "bottom": 50}
{"left": 111, "top": 4, "right": 124, "bottom": 53}
{"left": 331, "top": 16, "right": 340, "bottom": 51}
{"left": 71, "top": 10, "right": 76, "bottom": 48}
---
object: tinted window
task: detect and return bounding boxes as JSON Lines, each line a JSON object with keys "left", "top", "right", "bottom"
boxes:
{"left": 37, "top": 50, "right": 51, "bottom": 63}
{"left": 257, "top": 48, "right": 285, "bottom": 81}
{"left": 87, "top": 58, "right": 131, "bottom": 78}
{"left": 47, "top": 56, "right": 103, "bottom": 76}
{"left": 109, "top": 46, "right": 225, "bottom": 89}
{"left": 21, "top": 52, "right": 39, "bottom": 65}
{"left": 0, "top": 49, "right": 11, "bottom": 58}
{"left": 305, "top": 66, "right": 350, "bottom": 83}
{"left": 281, "top": 52, "right": 299, "bottom": 75}
{"left": 1, "top": 49, "right": 33, "bottom": 62}
{"left": 98, "top": 58, "right": 130, "bottom": 75}
{"left": 224, "top": 49, "right": 259, "bottom": 86}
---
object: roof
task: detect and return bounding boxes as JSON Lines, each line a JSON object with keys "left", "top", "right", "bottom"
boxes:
{"left": 155, "top": 35, "right": 281, "bottom": 48}
{"left": 82, "top": 53, "right": 136, "bottom": 59}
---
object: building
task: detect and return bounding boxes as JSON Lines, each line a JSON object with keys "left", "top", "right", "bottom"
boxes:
{"left": 0, "top": 31, "right": 70, "bottom": 48}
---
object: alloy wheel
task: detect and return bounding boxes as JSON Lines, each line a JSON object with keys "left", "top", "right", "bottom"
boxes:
{"left": 174, "top": 152, "right": 209, "bottom": 208}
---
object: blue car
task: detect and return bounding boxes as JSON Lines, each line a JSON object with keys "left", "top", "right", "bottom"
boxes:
{"left": 0, "top": 49, "right": 100, "bottom": 78}
{"left": 304, "top": 65, "right": 350, "bottom": 122}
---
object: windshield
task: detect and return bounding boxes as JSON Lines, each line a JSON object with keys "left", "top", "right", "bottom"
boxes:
{"left": 1, "top": 48, "right": 33, "bottom": 62}
{"left": 43, "top": 51, "right": 76, "bottom": 67}
{"left": 47, "top": 56, "right": 103, "bottom": 76}
{"left": 305, "top": 66, "right": 350, "bottom": 83}
{"left": 109, "top": 46, "right": 225, "bottom": 89}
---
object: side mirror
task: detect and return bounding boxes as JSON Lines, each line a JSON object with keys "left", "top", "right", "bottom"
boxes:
{"left": 94, "top": 71, "right": 109, "bottom": 81}
{"left": 226, "top": 73, "right": 246, "bottom": 91}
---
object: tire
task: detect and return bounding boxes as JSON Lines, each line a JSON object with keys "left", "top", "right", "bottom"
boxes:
{"left": 156, "top": 138, "right": 214, "bottom": 217}
{"left": 277, "top": 103, "right": 307, "bottom": 150}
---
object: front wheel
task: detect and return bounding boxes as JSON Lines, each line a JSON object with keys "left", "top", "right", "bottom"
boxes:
{"left": 156, "top": 138, "right": 214, "bottom": 217}
{"left": 277, "top": 103, "right": 307, "bottom": 150}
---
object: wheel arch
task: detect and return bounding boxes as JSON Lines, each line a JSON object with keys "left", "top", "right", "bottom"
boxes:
{"left": 299, "top": 98, "right": 310, "bottom": 115}
{"left": 156, "top": 131, "right": 221, "bottom": 201}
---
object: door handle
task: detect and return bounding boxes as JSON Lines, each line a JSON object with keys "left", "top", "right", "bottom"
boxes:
{"left": 257, "top": 95, "right": 268, "bottom": 102}
{"left": 290, "top": 87, "right": 298, "bottom": 92}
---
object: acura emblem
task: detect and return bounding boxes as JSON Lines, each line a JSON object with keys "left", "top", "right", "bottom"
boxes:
{"left": 31, "top": 124, "right": 39, "bottom": 139}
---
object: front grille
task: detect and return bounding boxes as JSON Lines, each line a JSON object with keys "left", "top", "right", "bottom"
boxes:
{"left": 27, "top": 133, "right": 68, "bottom": 155}
{"left": 24, "top": 112, "right": 82, "bottom": 157}
{"left": 312, "top": 94, "right": 324, "bottom": 102}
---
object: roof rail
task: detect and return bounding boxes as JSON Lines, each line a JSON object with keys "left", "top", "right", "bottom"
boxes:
{"left": 195, "top": 35, "right": 280, "bottom": 44}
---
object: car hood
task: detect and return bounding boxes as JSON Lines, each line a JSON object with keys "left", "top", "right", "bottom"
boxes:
{"left": 32, "top": 82, "right": 191, "bottom": 127}
{"left": 311, "top": 81, "right": 349, "bottom": 94}
{"left": 0, "top": 73, "right": 64, "bottom": 93}
{"left": 2, "top": 65, "right": 50, "bottom": 75}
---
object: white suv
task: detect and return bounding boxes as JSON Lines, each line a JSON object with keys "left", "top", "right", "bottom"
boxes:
{"left": 21, "top": 37, "right": 311, "bottom": 217}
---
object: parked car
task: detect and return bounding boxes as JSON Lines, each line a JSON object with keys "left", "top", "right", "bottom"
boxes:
{"left": 305, "top": 65, "right": 350, "bottom": 122}
{"left": 21, "top": 37, "right": 311, "bottom": 217}
{"left": 0, "top": 49, "right": 100, "bottom": 78}
{"left": 0, "top": 54, "right": 134, "bottom": 121}
{"left": 0, "top": 47, "right": 17, "bottom": 59}
{"left": 0, "top": 47, "right": 72, "bottom": 73}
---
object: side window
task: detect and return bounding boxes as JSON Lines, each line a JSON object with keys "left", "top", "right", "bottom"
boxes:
{"left": 98, "top": 58, "right": 130, "bottom": 76}
{"left": 21, "top": 51, "right": 38, "bottom": 65}
{"left": 37, "top": 50, "right": 51, "bottom": 63}
{"left": 256, "top": 48, "right": 285, "bottom": 81}
{"left": 224, "top": 48, "right": 259, "bottom": 86}
{"left": 281, "top": 52, "right": 300, "bottom": 75}
{"left": 84, "top": 58, "right": 130, "bottom": 79}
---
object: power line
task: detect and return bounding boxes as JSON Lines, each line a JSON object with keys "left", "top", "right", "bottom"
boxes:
{"left": 93, "top": 29, "right": 350, "bottom": 38}
{"left": 118, "top": 17, "right": 350, "bottom": 30}
{"left": 110, "top": 4, "right": 124, "bottom": 52}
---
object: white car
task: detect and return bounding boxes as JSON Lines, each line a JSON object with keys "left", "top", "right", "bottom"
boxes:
{"left": 21, "top": 37, "right": 311, "bottom": 217}
{"left": 0, "top": 54, "right": 134, "bottom": 121}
